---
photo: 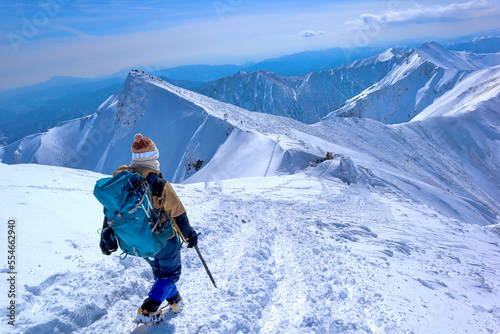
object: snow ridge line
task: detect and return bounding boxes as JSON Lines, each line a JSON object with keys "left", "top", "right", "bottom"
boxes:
{"left": 264, "top": 136, "right": 279, "bottom": 177}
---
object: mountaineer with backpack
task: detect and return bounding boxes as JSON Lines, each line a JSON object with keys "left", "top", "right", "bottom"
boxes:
{"left": 95, "top": 133, "right": 199, "bottom": 326}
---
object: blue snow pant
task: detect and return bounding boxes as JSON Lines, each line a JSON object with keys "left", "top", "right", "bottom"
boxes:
{"left": 144, "top": 235, "right": 181, "bottom": 303}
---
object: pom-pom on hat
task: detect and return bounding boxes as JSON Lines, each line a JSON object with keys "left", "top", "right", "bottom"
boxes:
{"left": 131, "top": 133, "right": 158, "bottom": 159}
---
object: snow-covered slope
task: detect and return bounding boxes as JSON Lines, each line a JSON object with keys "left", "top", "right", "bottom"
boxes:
{"left": 413, "top": 65, "right": 500, "bottom": 120}
{"left": 0, "top": 163, "right": 499, "bottom": 333}
{"left": 193, "top": 72, "right": 500, "bottom": 227}
{"left": 1, "top": 69, "right": 499, "bottom": 228}
{"left": 328, "top": 42, "right": 500, "bottom": 123}
{"left": 197, "top": 48, "right": 406, "bottom": 123}
{"left": 0, "top": 72, "right": 287, "bottom": 182}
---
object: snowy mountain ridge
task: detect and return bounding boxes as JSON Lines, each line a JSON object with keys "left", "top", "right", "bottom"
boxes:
{"left": 1, "top": 70, "right": 498, "bottom": 229}
{"left": 414, "top": 42, "right": 499, "bottom": 70}
{"left": 198, "top": 42, "right": 500, "bottom": 125}
{"left": 343, "top": 47, "right": 407, "bottom": 68}
{"left": 1, "top": 71, "right": 340, "bottom": 184}
{"left": 197, "top": 48, "right": 407, "bottom": 123}
{"left": 413, "top": 64, "right": 500, "bottom": 120}
{"left": 328, "top": 42, "right": 500, "bottom": 123}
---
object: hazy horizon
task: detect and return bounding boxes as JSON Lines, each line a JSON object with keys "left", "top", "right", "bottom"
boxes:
{"left": 1, "top": 0, "right": 499, "bottom": 90}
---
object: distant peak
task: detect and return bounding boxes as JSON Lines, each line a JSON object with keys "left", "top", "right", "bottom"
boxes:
{"left": 126, "top": 69, "right": 164, "bottom": 82}
{"left": 380, "top": 47, "right": 407, "bottom": 58}
{"left": 417, "top": 41, "right": 447, "bottom": 51}
{"left": 244, "top": 69, "right": 277, "bottom": 78}
{"left": 412, "top": 41, "right": 488, "bottom": 71}
{"left": 389, "top": 47, "right": 407, "bottom": 55}
{"left": 346, "top": 47, "right": 407, "bottom": 68}
{"left": 122, "top": 70, "right": 174, "bottom": 94}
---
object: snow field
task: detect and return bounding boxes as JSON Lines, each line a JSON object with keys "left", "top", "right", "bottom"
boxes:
{"left": 1, "top": 163, "right": 498, "bottom": 333}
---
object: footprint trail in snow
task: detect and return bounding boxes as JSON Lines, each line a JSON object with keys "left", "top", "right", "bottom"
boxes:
{"left": 1, "top": 165, "right": 499, "bottom": 334}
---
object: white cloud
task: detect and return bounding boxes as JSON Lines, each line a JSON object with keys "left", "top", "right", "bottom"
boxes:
{"left": 299, "top": 30, "right": 325, "bottom": 38}
{"left": 349, "top": 0, "right": 497, "bottom": 27}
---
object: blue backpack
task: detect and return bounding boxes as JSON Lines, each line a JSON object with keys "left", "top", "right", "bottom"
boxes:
{"left": 94, "top": 170, "right": 174, "bottom": 258}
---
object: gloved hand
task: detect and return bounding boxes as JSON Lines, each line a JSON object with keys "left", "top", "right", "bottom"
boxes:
{"left": 187, "top": 230, "right": 199, "bottom": 248}
{"left": 100, "top": 227, "right": 118, "bottom": 255}
{"left": 100, "top": 238, "right": 111, "bottom": 255}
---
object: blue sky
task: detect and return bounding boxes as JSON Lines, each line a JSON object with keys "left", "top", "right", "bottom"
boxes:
{"left": 0, "top": 0, "right": 499, "bottom": 89}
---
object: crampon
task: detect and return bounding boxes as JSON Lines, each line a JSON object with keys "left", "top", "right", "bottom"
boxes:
{"left": 134, "top": 308, "right": 164, "bottom": 326}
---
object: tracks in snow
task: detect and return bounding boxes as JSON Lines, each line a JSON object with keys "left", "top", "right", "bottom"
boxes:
{"left": 177, "top": 175, "right": 500, "bottom": 333}
{"left": 12, "top": 174, "right": 500, "bottom": 334}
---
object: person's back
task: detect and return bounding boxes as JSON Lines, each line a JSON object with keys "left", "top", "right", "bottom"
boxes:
{"left": 99, "top": 133, "right": 198, "bottom": 325}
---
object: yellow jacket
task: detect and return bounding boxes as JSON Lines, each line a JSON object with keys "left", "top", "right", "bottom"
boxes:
{"left": 114, "top": 165, "right": 187, "bottom": 239}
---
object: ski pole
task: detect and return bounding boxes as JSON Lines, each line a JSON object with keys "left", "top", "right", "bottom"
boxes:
{"left": 194, "top": 245, "right": 217, "bottom": 288}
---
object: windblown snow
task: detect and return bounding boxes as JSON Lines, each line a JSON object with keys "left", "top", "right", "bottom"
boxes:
{"left": 0, "top": 45, "right": 499, "bottom": 333}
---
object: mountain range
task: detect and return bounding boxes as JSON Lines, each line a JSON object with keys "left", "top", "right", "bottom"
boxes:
{"left": 1, "top": 67, "right": 498, "bottom": 226}
{"left": 197, "top": 48, "right": 407, "bottom": 123}
{"left": 196, "top": 42, "right": 500, "bottom": 125}
{"left": 1, "top": 30, "right": 498, "bottom": 146}
{"left": 328, "top": 42, "right": 500, "bottom": 123}
{"left": 0, "top": 47, "right": 383, "bottom": 147}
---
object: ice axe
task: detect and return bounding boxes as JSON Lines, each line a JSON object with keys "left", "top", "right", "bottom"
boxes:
{"left": 194, "top": 244, "right": 217, "bottom": 288}
{"left": 186, "top": 232, "right": 217, "bottom": 288}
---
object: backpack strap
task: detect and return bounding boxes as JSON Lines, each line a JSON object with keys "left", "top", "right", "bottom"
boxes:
{"left": 144, "top": 173, "right": 167, "bottom": 233}
{"left": 146, "top": 173, "right": 159, "bottom": 187}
